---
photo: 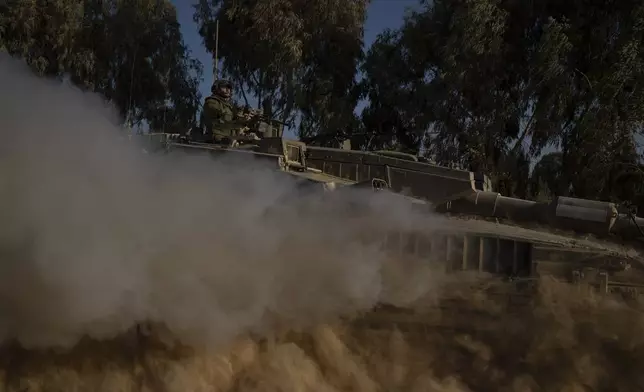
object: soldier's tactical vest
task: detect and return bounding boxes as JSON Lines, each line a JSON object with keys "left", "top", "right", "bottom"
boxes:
{"left": 202, "top": 95, "right": 237, "bottom": 138}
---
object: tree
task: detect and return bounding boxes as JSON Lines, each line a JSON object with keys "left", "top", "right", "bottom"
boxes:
{"left": 0, "top": 0, "right": 203, "bottom": 130}
{"left": 193, "top": 0, "right": 368, "bottom": 136}
{"left": 359, "top": 0, "right": 644, "bottom": 201}
{"left": 530, "top": 152, "right": 564, "bottom": 200}
{"left": 0, "top": 0, "right": 85, "bottom": 76}
{"left": 357, "top": 29, "right": 425, "bottom": 153}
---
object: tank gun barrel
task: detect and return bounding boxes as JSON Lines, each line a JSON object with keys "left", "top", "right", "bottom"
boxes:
{"left": 441, "top": 190, "right": 644, "bottom": 240}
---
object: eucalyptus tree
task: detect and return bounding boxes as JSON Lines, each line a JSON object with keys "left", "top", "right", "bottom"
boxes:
{"left": 360, "top": 0, "right": 644, "bottom": 200}
{"left": 193, "top": 0, "right": 368, "bottom": 137}
{"left": 1, "top": 0, "right": 203, "bottom": 129}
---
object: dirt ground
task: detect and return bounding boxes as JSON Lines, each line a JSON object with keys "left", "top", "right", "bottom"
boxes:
{"left": 0, "top": 278, "right": 642, "bottom": 392}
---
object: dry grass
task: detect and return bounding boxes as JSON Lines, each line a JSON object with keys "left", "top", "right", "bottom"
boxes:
{"left": 1, "top": 278, "right": 643, "bottom": 392}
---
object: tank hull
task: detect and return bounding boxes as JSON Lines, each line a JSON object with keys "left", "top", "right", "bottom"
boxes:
{"left": 137, "top": 133, "right": 644, "bottom": 328}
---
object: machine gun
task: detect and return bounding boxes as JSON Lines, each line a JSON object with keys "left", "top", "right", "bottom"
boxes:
{"left": 236, "top": 106, "right": 289, "bottom": 139}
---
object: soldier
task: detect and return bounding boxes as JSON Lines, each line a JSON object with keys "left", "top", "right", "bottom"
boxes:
{"left": 200, "top": 79, "right": 259, "bottom": 145}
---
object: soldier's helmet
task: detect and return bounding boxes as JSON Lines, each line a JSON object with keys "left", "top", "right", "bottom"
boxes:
{"left": 212, "top": 79, "right": 233, "bottom": 98}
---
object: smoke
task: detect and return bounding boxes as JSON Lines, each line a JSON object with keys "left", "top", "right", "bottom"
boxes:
{"left": 0, "top": 54, "right": 443, "bottom": 350}
{"left": 1, "top": 54, "right": 644, "bottom": 392}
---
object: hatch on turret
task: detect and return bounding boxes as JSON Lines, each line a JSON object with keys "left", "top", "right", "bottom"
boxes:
{"left": 257, "top": 119, "right": 284, "bottom": 139}
{"left": 255, "top": 137, "right": 308, "bottom": 169}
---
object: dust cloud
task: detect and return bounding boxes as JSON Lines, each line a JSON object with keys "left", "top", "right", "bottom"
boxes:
{"left": 0, "top": 53, "right": 443, "bottom": 350}
{"left": 0, "top": 53, "right": 643, "bottom": 392}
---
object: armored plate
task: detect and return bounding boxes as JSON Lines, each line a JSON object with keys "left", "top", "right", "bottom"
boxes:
{"left": 135, "top": 132, "right": 644, "bottom": 303}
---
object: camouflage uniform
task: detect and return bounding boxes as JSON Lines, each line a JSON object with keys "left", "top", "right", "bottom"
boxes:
{"left": 201, "top": 80, "right": 245, "bottom": 144}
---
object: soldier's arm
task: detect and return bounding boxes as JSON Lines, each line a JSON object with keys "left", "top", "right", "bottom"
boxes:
{"left": 232, "top": 105, "right": 252, "bottom": 123}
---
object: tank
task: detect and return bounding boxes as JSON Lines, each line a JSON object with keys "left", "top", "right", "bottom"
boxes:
{"left": 134, "top": 128, "right": 644, "bottom": 329}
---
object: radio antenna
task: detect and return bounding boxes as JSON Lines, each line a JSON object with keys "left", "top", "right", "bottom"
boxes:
{"left": 214, "top": 19, "right": 219, "bottom": 79}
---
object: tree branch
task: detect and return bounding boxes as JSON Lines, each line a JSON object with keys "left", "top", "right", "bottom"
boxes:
{"left": 509, "top": 106, "right": 537, "bottom": 155}
{"left": 238, "top": 78, "right": 250, "bottom": 107}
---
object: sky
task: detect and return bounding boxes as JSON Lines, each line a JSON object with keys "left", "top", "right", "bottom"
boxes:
{"left": 172, "top": 0, "right": 420, "bottom": 104}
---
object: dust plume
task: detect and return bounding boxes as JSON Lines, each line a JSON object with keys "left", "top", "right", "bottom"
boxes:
{"left": 2, "top": 279, "right": 644, "bottom": 391}
{"left": 1, "top": 53, "right": 643, "bottom": 392}
{"left": 0, "top": 53, "right": 441, "bottom": 350}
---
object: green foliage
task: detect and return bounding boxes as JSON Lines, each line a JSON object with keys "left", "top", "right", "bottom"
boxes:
{"left": 0, "top": 0, "right": 203, "bottom": 129}
{"left": 359, "top": 0, "right": 644, "bottom": 203}
{"left": 193, "top": 0, "right": 367, "bottom": 137}
{"left": 3, "top": 0, "right": 644, "bottom": 209}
